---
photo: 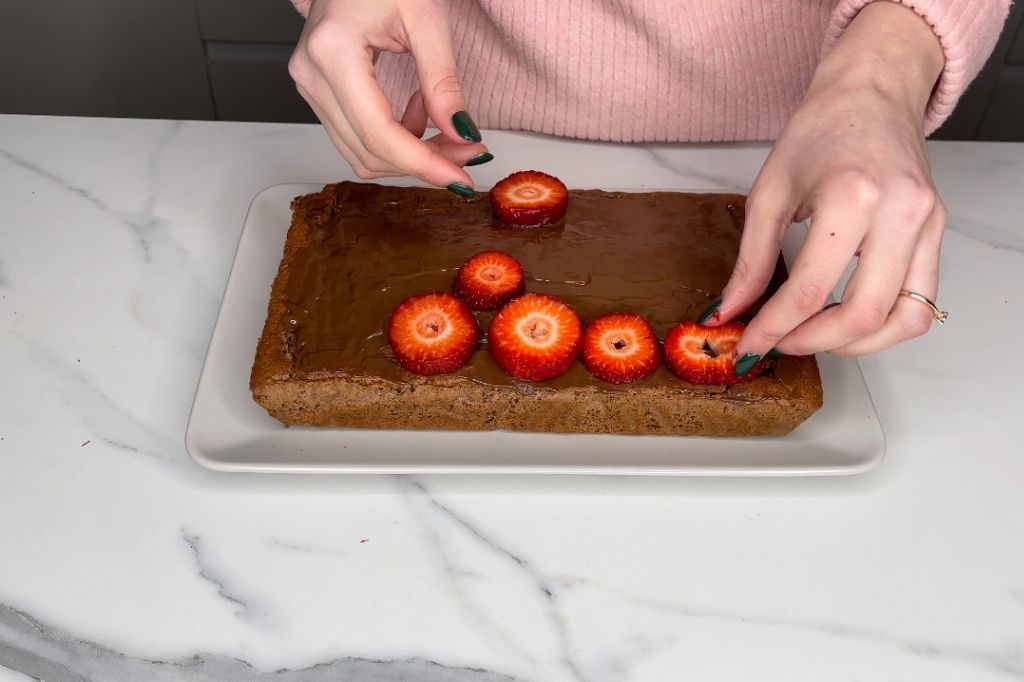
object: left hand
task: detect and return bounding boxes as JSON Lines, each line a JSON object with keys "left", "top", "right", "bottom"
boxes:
{"left": 709, "top": 2, "right": 946, "bottom": 359}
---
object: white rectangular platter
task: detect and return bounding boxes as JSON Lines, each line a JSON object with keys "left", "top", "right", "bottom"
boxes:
{"left": 185, "top": 183, "right": 885, "bottom": 475}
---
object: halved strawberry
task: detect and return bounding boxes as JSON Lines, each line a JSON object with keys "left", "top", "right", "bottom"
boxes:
{"left": 664, "top": 321, "right": 764, "bottom": 385}
{"left": 488, "top": 293, "right": 582, "bottom": 381}
{"left": 452, "top": 250, "right": 525, "bottom": 310}
{"left": 489, "top": 170, "right": 568, "bottom": 226}
{"left": 582, "top": 313, "right": 660, "bottom": 384}
{"left": 387, "top": 292, "right": 480, "bottom": 375}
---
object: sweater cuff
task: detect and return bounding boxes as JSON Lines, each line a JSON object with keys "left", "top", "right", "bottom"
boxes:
{"left": 823, "top": 0, "right": 1010, "bottom": 135}
{"left": 291, "top": 0, "right": 312, "bottom": 18}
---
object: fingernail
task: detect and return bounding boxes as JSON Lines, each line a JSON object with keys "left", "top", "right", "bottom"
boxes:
{"left": 697, "top": 296, "right": 722, "bottom": 324}
{"left": 465, "top": 151, "right": 493, "bottom": 167}
{"left": 734, "top": 353, "right": 761, "bottom": 377}
{"left": 446, "top": 182, "right": 475, "bottom": 198}
{"left": 766, "top": 348, "right": 784, "bottom": 357}
{"left": 451, "top": 111, "right": 482, "bottom": 142}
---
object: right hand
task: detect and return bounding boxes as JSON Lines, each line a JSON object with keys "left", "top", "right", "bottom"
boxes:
{"left": 288, "top": 0, "right": 489, "bottom": 189}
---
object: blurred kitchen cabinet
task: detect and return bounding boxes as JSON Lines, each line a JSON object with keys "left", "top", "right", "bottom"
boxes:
{"left": 195, "top": 0, "right": 305, "bottom": 43}
{"left": 0, "top": 0, "right": 213, "bottom": 119}
{"left": 205, "top": 42, "right": 316, "bottom": 123}
{"left": 0, "top": 0, "right": 309, "bottom": 123}
{"left": 196, "top": 0, "right": 314, "bottom": 123}
{"left": 1009, "top": 8, "right": 1024, "bottom": 64}
{"left": 933, "top": 0, "right": 1024, "bottom": 141}
{"left": 977, "top": 69, "right": 1024, "bottom": 140}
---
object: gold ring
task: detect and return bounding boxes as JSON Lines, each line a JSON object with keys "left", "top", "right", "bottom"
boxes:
{"left": 898, "top": 289, "right": 948, "bottom": 324}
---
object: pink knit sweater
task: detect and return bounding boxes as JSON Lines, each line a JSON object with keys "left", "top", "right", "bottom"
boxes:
{"left": 291, "top": 0, "right": 1009, "bottom": 141}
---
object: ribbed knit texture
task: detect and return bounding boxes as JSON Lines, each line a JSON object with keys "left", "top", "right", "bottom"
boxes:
{"left": 291, "top": 0, "right": 1010, "bottom": 141}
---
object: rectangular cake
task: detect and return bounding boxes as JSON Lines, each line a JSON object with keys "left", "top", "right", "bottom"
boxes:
{"left": 250, "top": 181, "right": 822, "bottom": 436}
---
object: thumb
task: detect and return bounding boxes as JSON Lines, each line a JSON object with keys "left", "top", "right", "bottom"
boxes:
{"left": 407, "top": 9, "right": 479, "bottom": 144}
{"left": 711, "top": 183, "right": 793, "bottom": 325}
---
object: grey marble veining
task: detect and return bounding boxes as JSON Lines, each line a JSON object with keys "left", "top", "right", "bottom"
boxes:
{"left": 947, "top": 213, "right": 1024, "bottom": 252}
{"left": 1, "top": 115, "right": 1023, "bottom": 682}
{"left": 265, "top": 537, "right": 350, "bottom": 558}
{"left": 6, "top": 331, "right": 176, "bottom": 463}
{"left": 405, "top": 477, "right": 585, "bottom": 681}
{"left": 0, "top": 603, "right": 521, "bottom": 682}
{"left": 182, "top": 531, "right": 262, "bottom": 621}
{"left": 567, "top": 580, "right": 1024, "bottom": 679}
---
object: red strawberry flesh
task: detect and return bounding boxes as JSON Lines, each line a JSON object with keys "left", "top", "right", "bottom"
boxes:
{"left": 582, "top": 313, "right": 660, "bottom": 384}
{"left": 664, "top": 321, "right": 763, "bottom": 385}
{"left": 489, "top": 170, "right": 568, "bottom": 226}
{"left": 488, "top": 293, "right": 582, "bottom": 381}
{"left": 452, "top": 250, "right": 525, "bottom": 310}
{"left": 387, "top": 292, "right": 480, "bottom": 375}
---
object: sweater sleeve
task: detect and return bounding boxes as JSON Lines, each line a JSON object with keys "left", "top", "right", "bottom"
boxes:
{"left": 291, "top": 0, "right": 311, "bottom": 17}
{"left": 823, "top": 0, "right": 1011, "bottom": 135}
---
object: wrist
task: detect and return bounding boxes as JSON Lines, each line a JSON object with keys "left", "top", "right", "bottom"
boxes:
{"left": 810, "top": 2, "right": 944, "bottom": 118}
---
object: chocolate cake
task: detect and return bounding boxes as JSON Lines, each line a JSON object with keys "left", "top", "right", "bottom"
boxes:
{"left": 250, "top": 181, "right": 822, "bottom": 436}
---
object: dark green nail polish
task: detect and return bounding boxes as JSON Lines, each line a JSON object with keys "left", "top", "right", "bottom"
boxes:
{"left": 734, "top": 353, "right": 761, "bottom": 377}
{"left": 451, "top": 111, "right": 482, "bottom": 142}
{"left": 446, "top": 182, "right": 475, "bottom": 198}
{"left": 767, "top": 348, "right": 784, "bottom": 357}
{"left": 697, "top": 296, "right": 722, "bottom": 324}
{"left": 465, "top": 151, "right": 493, "bottom": 167}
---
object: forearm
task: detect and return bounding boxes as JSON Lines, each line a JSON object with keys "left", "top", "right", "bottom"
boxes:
{"left": 811, "top": 2, "right": 944, "bottom": 119}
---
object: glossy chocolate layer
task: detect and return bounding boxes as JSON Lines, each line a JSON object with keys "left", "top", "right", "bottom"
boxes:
{"left": 279, "top": 182, "right": 794, "bottom": 394}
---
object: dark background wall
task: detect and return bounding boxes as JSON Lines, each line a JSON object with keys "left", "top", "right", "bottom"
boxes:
{"left": 0, "top": 0, "right": 313, "bottom": 124}
{"left": 1, "top": 0, "right": 1022, "bottom": 140}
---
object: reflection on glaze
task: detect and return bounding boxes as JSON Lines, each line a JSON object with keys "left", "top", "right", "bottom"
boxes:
{"left": 278, "top": 182, "right": 798, "bottom": 396}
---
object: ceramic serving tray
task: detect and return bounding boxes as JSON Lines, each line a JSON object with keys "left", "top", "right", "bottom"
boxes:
{"left": 185, "top": 183, "right": 885, "bottom": 475}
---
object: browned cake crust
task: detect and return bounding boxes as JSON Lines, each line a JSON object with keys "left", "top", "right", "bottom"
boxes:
{"left": 251, "top": 182, "right": 823, "bottom": 436}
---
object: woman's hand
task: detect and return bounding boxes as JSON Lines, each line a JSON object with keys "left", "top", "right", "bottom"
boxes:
{"left": 288, "top": 0, "right": 489, "bottom": 193}
{"left": 709, "top": 2, "right": 946, "bottom": 365}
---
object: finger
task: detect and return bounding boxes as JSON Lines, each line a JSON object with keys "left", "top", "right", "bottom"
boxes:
{"left": 401, "top": 90, "right": 428, "bottom": 138}
{"left": 297, "top": 81, "right": 371, "bottom": 173}
{"left": 710, "top": 180, "right": 794, "bottom": 326}
{"left": 327, "top": 46, "right": 475, "bottom": 188}
{"left": 422, "top": 132, "right": 489, "bottom": 166}
{"left": 831, "top": 203, "right": 946, "bottom": 356}
{"left": 298, "top": 80, "right": 404, "bottom": 179}
{"left": 735, "top": 204, "right": 872, "bottom": 357}
{"left": 291, "top": 42, "right": 368, "bottom": 172}
{"left": 775, "top": 205, "right": 921, "bottom": 355}
{"left": 404, "top": 7, "right": 479, "bottom": 144}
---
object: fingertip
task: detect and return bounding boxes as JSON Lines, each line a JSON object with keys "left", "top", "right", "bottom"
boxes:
{"left": 715, "top": 261, "right": 775, "bottom": 326}
{"left": 445, "top": 181, "right": 476, "bottom": 198}
{"left": 732, "top": 314, "right": 778, "bottom": 359}
{"left": 464, "top": 151, "right": 494, "bottom": 167}
{"left": 695, "top": 296, "right": 723, "bottom": 325}
{"left": 423, "top": 133, "right": 489, "bottom": 167}
{"left": 450, "top": 110, "right": 482, "bottom": 143}
{"left": 438, "top": 163, "right": 475, "bottom": 192}
{"left": 712, "top": 290, "right": 749, "bottom": 326}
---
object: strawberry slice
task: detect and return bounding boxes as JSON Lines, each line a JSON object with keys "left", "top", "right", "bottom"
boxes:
{"left": 489, "top": 170, "right": 568, "bottom": 226}
{"left": 581, "top": 313, "right": 660, "bottom": 384}
{"left": 664, "top": 321, "right": 764, "bottom": 385}
{"left": 387, "top": 292, "right": 480, "bottom": 375}
{"left": 488, "top": 293, "right": 582, "bottom": 381}
{"left": 452, "top": 250, "right": 525, "bottom": 310}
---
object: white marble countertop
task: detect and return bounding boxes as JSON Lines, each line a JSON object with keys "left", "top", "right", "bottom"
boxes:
{"left": 1, "top": 114, "right": 1023, "bottom": 681}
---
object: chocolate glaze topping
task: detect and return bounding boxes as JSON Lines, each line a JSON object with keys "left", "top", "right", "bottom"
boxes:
{"left": 279, "top": 182, "right": 798, "bottom": 394}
